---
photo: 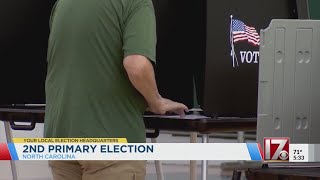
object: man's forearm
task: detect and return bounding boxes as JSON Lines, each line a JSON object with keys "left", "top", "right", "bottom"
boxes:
{"left": 123, "top": 55, "right": 161, "bottom": 107}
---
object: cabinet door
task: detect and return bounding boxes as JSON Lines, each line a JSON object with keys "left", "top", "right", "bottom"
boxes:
{"left": 272, "top": 28, "right": 286, "bottom": 137}
{"left": 310, "top": 25, "right": 320, "bottom": 143}
{"left": 257, "top": 26, "right": 275, "bottom": 146}
{"left": 293, "top": 28, "right": 313, "bottom": 143}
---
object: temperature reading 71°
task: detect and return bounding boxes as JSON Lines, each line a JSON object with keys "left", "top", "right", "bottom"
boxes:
{"left": 293, "top": 149, "right": 302, "bottom": 154}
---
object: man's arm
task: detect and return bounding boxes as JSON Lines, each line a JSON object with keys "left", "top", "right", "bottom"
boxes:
{"left": 122, "top": 1, "right": 188, "bottom": 116}
{"left": 123, "top": 55, "right": 188, "bottom": 116}
{"left": 123, "top": 55, "right": 161, "bottom": 110}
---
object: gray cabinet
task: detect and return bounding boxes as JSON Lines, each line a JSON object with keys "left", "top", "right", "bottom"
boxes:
{"left": 257, "top": 20, "right": 320, "bottom": 147}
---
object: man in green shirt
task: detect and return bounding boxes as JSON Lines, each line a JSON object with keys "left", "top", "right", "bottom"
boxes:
{"left": 44, "top": 0, "right": 188, "bottom": 179}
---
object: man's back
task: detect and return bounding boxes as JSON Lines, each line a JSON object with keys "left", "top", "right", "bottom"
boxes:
{"left": 44, "top": 0, "right": 156, "bottom": 143}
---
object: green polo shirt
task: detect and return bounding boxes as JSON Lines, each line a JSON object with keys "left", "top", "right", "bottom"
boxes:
{"left": 44, "top": 0, "right": 156, "bottom": 143}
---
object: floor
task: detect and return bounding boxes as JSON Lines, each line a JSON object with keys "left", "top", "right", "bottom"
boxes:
{"left": 0, "top": 122, "right": 253, "bottom": 180}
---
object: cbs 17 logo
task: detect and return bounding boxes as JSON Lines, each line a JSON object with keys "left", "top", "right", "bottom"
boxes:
{"left": 264, "top": 138, "right": 289, "bottom": 161}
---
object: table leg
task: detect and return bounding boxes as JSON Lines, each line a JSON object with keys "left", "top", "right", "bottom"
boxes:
{"left": 221, "top": 131, "right": 246, "bottom": 170}
{"left": 237, "top": 131, "right": 245, "bottom": 167}
{"left": 237, "top": 131, "right": 245, "bottom": 143}
{"left": 4, "top": 121, "right": 17, "bottom": 180}
{"left": 190, "top": 132, "right": 197, "bottom": 180}
{"left": 201, "top": 134, "right": 209, "bottom": 180}
{"left": 151, "top": 138, "right": 164, "bottom": 180}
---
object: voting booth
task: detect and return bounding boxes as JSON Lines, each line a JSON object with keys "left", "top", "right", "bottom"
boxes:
{"left": 152, "top": 0, "right": 300, "bottom": 117}
{"left": 0, "top": 0, "right": 56, "bottom": 106}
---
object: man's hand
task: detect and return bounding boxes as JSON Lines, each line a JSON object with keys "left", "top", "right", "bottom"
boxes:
{"left": 148, "top": 98, "right": 188, "bottom": 117}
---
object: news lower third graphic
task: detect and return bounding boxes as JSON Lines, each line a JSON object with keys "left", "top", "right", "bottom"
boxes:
{"left": 230, "top": 15, "right": 260, "bottom": 67}
{"left": 0, "top": 138, "right": 316, "bottom": 161}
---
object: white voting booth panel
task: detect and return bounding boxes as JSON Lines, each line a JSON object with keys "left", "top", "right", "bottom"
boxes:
{"left": 257, "top": 20, "right": 320, "bottom": 147}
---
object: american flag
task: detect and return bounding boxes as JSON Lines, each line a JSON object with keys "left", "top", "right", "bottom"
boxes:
{"left": 231, "top": 19, "right": 260, "bottom": 46}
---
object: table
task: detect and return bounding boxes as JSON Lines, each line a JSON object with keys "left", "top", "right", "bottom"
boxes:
{"left": 0, "top": 107, "right": 257, "bottom": 180}
{"left": 144, "top": 114, "right": 257, "bottom": 180}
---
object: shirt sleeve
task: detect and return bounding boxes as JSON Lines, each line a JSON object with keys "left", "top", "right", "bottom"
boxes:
{"left": 49, "top": 0, "right": 59, "bottom": 31}
{"left": 122, "top": 0, "right": 157, "bottom": 63}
